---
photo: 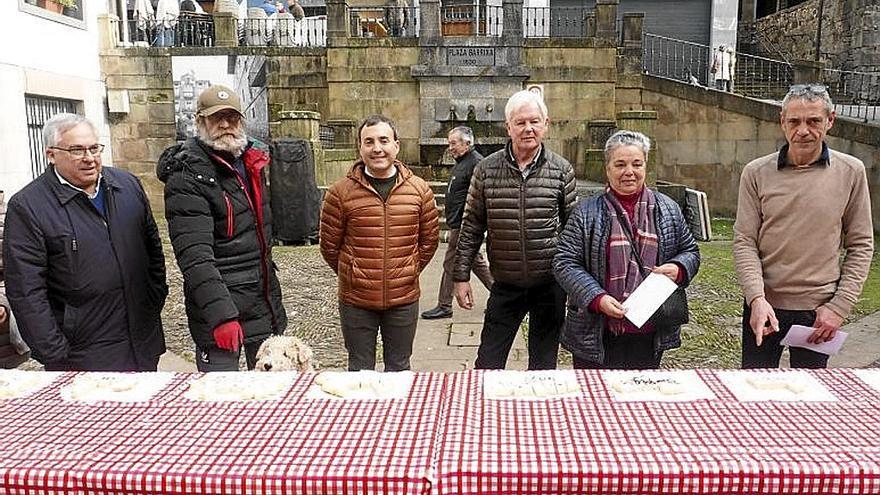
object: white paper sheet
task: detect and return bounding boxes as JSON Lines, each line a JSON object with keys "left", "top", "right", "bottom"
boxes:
{"left": 717, "top": 370, "right": 837, "bottom": 402}
{"left": 0, "top": 370, "right": 63, "bottom": 399}
{"left": 603, "top": 370, "right": 716, "bottom": 402}
{"left": 853, "top": 369, "right": 880, "bottom": 394}
{"left": 184, "top": 372, "right": 298, "bottom": 401}
{"left": 779, "top": 324, "right": 848, "bottom": 356}
{"left": 622, "top": 272, "right": 679, "bottom": 328}
{"left": 62, "top": 372, "right": 176, "bottom": 402}
{"left": 483, "top": 370, "right": 582, "bottom": 400}
{"left": 306, "top": 370, "right": 414, "bottom": 400}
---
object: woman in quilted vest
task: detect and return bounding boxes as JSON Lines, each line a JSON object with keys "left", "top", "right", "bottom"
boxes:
{"left": 553, "top": 130, "right": 700, "bottom": 369}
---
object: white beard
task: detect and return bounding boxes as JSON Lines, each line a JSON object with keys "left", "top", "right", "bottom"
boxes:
{"left": 199, "top": 126, "right": 247, "bottom": 156}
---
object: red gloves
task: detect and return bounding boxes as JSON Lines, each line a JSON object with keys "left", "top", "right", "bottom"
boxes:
{"left": 213, "top": 320, "right": 244, "bottom": 352}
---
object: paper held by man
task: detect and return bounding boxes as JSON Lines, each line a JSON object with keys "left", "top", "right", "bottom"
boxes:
{"left": 622, "top": 272, "right": 678, "bottom": 328}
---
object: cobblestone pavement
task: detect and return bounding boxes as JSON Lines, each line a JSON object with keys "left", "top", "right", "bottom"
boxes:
{"left": 163, "top": 243, "right": 348, "bottom": 369}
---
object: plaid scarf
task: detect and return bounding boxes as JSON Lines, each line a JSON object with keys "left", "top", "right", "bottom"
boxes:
{"left": 603, "top": 187, "right": 659, "bottom": 335}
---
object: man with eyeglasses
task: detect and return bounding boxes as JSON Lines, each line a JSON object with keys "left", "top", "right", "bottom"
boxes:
{"left": 3, "top": 113, "right": 168, "bottom": 371}
{"left": 158, "top": 84, "right": 287, "bottom": 371}
{"left": 734, "top": 83, "right": 873, "bottom": 369}
{"left": 453, "top": 90, "right": 577, "bottom": 370}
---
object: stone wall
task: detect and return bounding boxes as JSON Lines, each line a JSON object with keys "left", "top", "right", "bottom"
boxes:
{"left": 742, "top": 0, "right": 879, "bottom": 75}
{"left": 524, "top": 40, "right": 619, "bottom": 173}
{"left": 640, "top": 76, "right": 880, "bottom": 229}
{"left": 101, "top": 49, "right": 177, "bottom": 204}
{"left": 327, "top": 38, "right": 422, "bottom": 161}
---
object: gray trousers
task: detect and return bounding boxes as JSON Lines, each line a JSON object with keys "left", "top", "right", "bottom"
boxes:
{"left": 339, "top": 301, "right": 419, "bottom": 371}
{"left": 438, "top": 228, "right": 493, "bottom": 309}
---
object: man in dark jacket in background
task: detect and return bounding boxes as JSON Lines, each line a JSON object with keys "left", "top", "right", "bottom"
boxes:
{"left": 158, "top": 84, "right": 287, "bottom": 371}
{"left": 453, "top": 90, "right": 577, "bottom": 370}
{"left": 4, "top": 113, "right": 167, "bottom": 371}
{"left": 421, "top": 126, "right": 493, "bottom": 320}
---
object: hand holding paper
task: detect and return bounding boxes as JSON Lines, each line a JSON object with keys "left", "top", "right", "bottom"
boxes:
{"left": 622, "top": 272, "right": 679, "bottom": 328}
{"left": 780, "top": 325, "right": 848, "bottom": 356}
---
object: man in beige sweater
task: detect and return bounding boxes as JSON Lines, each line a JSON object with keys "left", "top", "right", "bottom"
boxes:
{"left": 734, "top": 83, "right": 874, "bottom": 368}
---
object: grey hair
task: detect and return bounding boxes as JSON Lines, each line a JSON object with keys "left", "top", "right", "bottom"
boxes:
{"left": 781, "top": 83, "right": 834, "bottom": 115}
{"left": 449, "top": 126, "right": 474, "bottom": 145}
{"left": 504, "top": 90, "right": 548, "bottom": 121}
{"left": 604, "top": 130, "right": 651, "bottom": 164}
{"left": 43, "top": 113, "right": 97, "bottom": 148}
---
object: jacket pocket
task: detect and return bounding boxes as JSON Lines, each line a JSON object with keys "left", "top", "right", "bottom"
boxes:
{"left": 61, "top": 305, "right": 82, "bottom": 346}
{"left": 223, "top": 192, "right": 234, "bottom": 238}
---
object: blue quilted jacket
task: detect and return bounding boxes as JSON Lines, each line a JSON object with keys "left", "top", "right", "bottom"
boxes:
{"left": 552, "top": 191, "right": 700, "bottom": 365}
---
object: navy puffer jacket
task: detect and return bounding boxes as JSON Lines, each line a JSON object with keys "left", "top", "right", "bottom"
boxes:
{"left": 552, "top": 191, "right": 700, "bottom": 364}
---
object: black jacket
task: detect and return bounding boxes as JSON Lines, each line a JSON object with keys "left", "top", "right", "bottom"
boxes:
{"left": 3, "top": 167, "right": 167, "bottom": 370}
{"left": 445, "top": 148, "right": 483, "bottom": 229}
{"left": 157, "top": 138, "right": 287, "bottom": 349}
{"left": 454, "top": 143, "right": 578, "bottom": 288}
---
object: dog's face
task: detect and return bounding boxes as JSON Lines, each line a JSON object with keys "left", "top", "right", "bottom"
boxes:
{"left": 254, "top": 336, "right": 315, "bottom": 372}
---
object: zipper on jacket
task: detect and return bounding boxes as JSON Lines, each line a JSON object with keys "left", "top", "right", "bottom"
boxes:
{"left": 383, "top": 201, "right": 388, "bottom": 307}
{"left": 520, "top": 180, "right": 528, "bottom": 282}
{"left": 223, "top": 192, "right": 234, "bottom": 238}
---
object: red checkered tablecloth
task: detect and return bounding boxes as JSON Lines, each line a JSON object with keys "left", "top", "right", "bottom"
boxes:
{"left": 3, "top": 369, "right": 880, "bottom": 495}
{"left": 0, "top": 372, "right": 445, "bottom": 495}
{"left": 436, "top": 369, "right": 880, "bottom": 495}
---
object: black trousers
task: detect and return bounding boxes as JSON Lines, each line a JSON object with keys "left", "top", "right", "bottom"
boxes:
{"left": 475, "top": 280, "right": 565, "bottom": 370}
{"left": 572, "top": 330, "right": 661, "bottom": 370}
{"left": 741, "top": 303, "right": 828, "bottom": 369}
{"left": 196, "top": 341, "right": 262, "bottom": 372}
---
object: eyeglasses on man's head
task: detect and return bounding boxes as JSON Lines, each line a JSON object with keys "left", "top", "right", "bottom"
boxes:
{"left": 789, "top": 83, "right": 828, "bottom": 95}
{"left": 49, "top": 144, "right": 105, "bottom": 159}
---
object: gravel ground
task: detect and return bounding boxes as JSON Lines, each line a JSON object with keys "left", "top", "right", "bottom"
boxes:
{"left": 18, "top": 224, "right": 349, "bottom": 371}
{"left": 162, "top": 242, "right": 348, "bottom": 369}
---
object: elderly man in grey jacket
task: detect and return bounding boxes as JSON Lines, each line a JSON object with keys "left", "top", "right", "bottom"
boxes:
{"left": 453, "top": 90, "right": 577, "bottom": 370}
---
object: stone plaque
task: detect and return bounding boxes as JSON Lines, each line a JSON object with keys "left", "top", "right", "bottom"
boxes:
{"left": 447, "top": 47, "right": 495, "bottom": 66}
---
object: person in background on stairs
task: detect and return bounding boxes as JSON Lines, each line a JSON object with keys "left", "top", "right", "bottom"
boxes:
{"left": 734, "top": 83, "right": 873, "bottom": 369}
{"left": 453, "top": 90, "right": 577, "bottom": 370}
{"left": 422, "top": 127, "right": 494, "bottom": 320}
{"left": 712, "top": 44, "right": 734, "bottom": 92}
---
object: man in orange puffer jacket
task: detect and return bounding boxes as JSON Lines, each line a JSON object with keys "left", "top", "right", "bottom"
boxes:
{"left": 320, "top": 115, "right": 439, "bottom": 371}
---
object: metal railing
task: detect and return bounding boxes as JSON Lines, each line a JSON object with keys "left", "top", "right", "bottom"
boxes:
{"left": 239, "top": 16, "right": 327, "bottom": 47}
{"left": 440, "top": 5, "right": 502, "bottom": 37}
{"left": 522, "top": 6, "right": 592, "bottom": 38}
{"left": 349, "top": 6, "right": 419, "bottom": 38}
{"left": 822, "top": 69, "right": 880, "bottom": 122}
{"left": 731, "top": 51, "right": 793, "bottom": 100}
{"left": 121, "top": 13, "right": 215, "bottom": 47}
{"left": 642, "top": 33, "right": 711, "bottom": 85}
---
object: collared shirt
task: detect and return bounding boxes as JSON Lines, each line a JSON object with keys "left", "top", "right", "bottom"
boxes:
{"left": 777, "top": 142, "right": 830, "bottom": 169}
{"left": 54, "top": 168, "right": 106, "bottom": 216}
{"left": 506, "top": 142, "right": 543, "bottom": 179}
{"left": 54, "top": 168, "right": 103, "bottom": 200}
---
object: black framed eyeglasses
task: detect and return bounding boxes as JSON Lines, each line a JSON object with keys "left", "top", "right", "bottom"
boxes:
{"left": 49, "top": 144, "right": 105, "bottom": 159}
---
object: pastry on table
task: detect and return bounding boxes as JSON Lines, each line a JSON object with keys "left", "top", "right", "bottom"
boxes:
{"left": 745, "top": 375, "right": 807, "bottom": 394}
{"left": 0, "top": 370, "right": 59, "bottom": 399}
{"left": 185, "top": 372, "right": 294, "bottom": 401}
{"left": 312, "top": 371, "right": 412, "bottom": 399}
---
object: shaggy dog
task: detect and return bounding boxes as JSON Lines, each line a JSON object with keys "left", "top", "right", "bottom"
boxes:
{"left": 254, "top": 335, "right": 315, "bottom": 372}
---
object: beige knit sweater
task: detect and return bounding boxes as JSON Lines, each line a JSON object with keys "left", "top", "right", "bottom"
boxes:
{"left": 733, "top": 148, "right": 874, "bottom": 318}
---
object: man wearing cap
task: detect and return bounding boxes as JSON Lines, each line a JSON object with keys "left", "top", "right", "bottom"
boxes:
{"left": 157, "top": 84, "right": 288, "bottom": 371}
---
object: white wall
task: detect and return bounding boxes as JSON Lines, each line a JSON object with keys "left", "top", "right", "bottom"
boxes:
{"left": 0, "top": 1, "right": 111, "bottom": 198}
